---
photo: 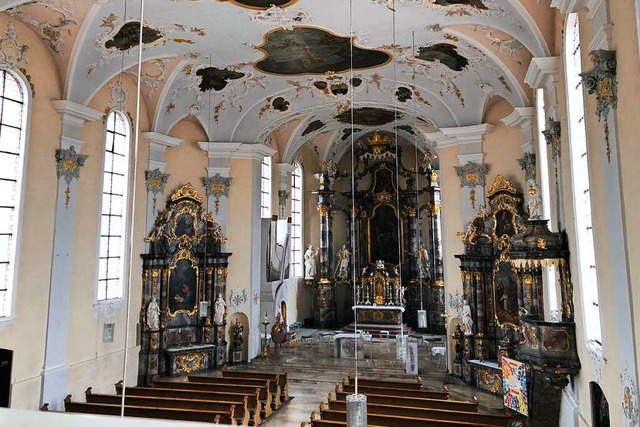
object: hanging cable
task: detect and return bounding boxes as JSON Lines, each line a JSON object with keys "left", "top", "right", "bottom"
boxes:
{"left": 411, "top": 31, "right": 424, "bottom": 314}
{"left": 391, "top": 0, "right": 404, "bottom": 339}
{"left": 121, "top": 0, "right": 145, "bottom": 417}
{"left": 348, "top": 0, "right": 359, "bottom": 397}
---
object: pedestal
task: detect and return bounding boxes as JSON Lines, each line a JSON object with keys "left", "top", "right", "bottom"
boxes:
{"left": 315, "top": 280, "right": 336, "bottom": 328}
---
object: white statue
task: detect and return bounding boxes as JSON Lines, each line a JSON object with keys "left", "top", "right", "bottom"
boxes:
{"left": 418, "top": 244, "right": 430, "bottom": 279}
{"left": 146, "top": 297, "right": 160, "bottom": 330}
{"left": 527, "top": 180, "right": 543, "bottom": 220}
{"left": 335, "top": 244, "right": 350, "bottom": 279}
{"left": 214, "top": 293, "right": 226, "bottom": 325}
{"left": 462, "top": 300, "right": 474, "bottom": 336}
{"left": 304, "top": 244, "right": 317, "bottom": 279}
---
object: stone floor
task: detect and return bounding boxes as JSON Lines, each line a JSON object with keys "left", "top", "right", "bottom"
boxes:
{"left": 216, "top": 330, "right": 504, "bottom": 427}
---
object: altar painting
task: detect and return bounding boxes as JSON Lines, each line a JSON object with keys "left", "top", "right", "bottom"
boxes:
{"left": 168, "top": 255, "right": 199, "bottom": 316}
{"left": 502, "top": 357, "right": 528, "bottom": 416}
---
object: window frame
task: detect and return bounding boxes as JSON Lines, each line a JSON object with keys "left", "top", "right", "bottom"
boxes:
{"left": 96, "top": 110, "right": 131, "bottom": 302}
{"left": 0, "top": 68, "right": 30, "bottom": 321}
{"left": 261, "top": 156, "right": 272, "bottom": 219}
{"left": 290, "top": 163, "right": 303, "bottom": 277}
{"left": 564, "top": 13, "right": 602, "bottom": 345}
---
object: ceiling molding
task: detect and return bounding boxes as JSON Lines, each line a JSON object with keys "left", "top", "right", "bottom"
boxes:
{"left": 197, "top": 141, "right": 275, "bottom": 161}
{"left": 501, "top": 107, "right": 535, "bottom": 128}
{"left": 588, "top": 24, "right": 614, "bottom": 52}
{"left": 550, "top": 0, "right": 601, "bottom": 14}
{"left": 143, "top": 132, "right": 182, "bottom": 151}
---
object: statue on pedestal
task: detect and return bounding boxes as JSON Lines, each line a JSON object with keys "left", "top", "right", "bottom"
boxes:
{"left": 334, "top": 244, "right": 350, "bottom": 279}
{"left": 146, "top": 297, "right": 160, "bottom": 330}
{"left": 462, "top": 300, "right": 474, "bottom": 336}
{"left": 214, "top": 293, "right": 226, "bottom": 325}
{"left": 418, "top": 243, "right": 431, "bottom": 280}
{"left": 232, "top": 318, "right": 244, "bottom": 350}
{"left": 527, "top": 179, "right": 543, "bottom": 220}
{"left": 304, "top": 244, "right": 318, "bottom": 279}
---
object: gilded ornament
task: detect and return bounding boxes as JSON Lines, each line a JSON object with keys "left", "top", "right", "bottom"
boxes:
{"left": 316, "top": 204, "right": 330, "bottom": 216}
{"left": 55, "top": 146, "right": 88, "bottom": 208}
{"left": 536, "top": 238, "right": 547, "bottom": 249}
{"left": 479, "top": 369, "right": 502, "bottom": 394}
{"left": 171, "top": 182, "right": 204, "bottom": 204}
{"left": 487, "top": 174, "right": 517, "bottom": 196}
{"left": 202, "top": 174, "right": 233, "bottom": 214}
{"left": 176, "top": 352, "right": 205, "bottom": 374}
{"left": 374, "top": 190, "right": 393, "bottom": 205}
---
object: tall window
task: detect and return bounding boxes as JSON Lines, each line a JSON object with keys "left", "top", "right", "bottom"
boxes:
{"left": 565, "top": 13, "right": 601, "bottom": 344}
{"left": 0, "top": 70, "right": 28, "bottom": 318}
{"left": 261, "top": 156, "right": 271, "bottom": 218}
{"left": 98, "top": 111, "right": 130, "bottom": 301}
{"left": 290, "top": 163, "right": 303, "bottom": 277}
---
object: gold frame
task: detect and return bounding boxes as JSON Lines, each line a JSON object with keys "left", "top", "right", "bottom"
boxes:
{"left": 167, "top": 246, "right": 200, "bottom": 317}
{"left": 367, "top": 203, "right": 405, "bottom": 264}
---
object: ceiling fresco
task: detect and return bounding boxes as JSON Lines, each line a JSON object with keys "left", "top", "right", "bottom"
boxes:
{"left": 254, "top": 26, "right": 391, "bottom": 75}
{"left": 218, "top": 0, "right": 298, "bottom": 10}
{"left": 0, "top": 0, "right": 556, "bottom": 157}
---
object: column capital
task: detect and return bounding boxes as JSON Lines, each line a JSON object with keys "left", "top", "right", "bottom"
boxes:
{"left": 143, "top": 132, "right": 182, "bottom": 171}
{"left": 550, "top": 0, "right": 602, "bottom": 15}
{"left": 198, "top": 142, "right": 276, "bottom": 162}
{"left": 425, "top": 124, "right": 493, "bottom": 150}
{"left": 276, "top": 162, "right": 296, "bottom": 176}
{"left": 502, "top": 107, "right": 536, "bottom": 153}
{"left": 51, "top": 100, "right": 102, "bottom": 150}
{"left": 525, "top": 57, "right": 561, "bottom": 90}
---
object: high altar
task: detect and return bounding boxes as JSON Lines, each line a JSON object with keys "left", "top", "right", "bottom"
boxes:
{"left": 308, "top": 131, "right": 445, "bottom": 332}
{"left": 138, "top": 183, "right": 231, "bottom": 386}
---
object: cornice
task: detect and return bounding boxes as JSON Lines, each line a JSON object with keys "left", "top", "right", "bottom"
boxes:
{"left": 525, "top": 57, "right": 561, "bottom": 90}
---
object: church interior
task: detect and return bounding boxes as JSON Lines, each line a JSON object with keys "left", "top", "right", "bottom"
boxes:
{"left": 0, "top": 0, "right": 639, "bottom": 426}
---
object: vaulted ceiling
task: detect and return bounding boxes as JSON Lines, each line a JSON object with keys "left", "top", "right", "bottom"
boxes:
{"left": 1, "top": 0, "right": 554, "bottom": 161}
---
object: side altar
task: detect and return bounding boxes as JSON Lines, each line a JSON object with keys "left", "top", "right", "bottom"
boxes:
{"left": 138, "top": 183, "right": 231, "bottom": 386}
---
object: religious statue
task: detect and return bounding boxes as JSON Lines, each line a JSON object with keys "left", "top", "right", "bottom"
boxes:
{"left": 214, "top": 293, "right": 226, "bottom": 325}
{"left": 304, "top": 244, "right": 318, "bottom": 279}
{"left": 418, "top": 244, "right": 431, "bottom": 280}
{"left": 462, "top": 300, "right": 474, "bottom": 336}
{"left": 527, "top": 180, "right": 543, "bottom": 220}
{"left": 334, "top": 244, "right": 350, "bottom": 279}
{"left": 232, "top": 318, "right": 244, "bottom": 350}
{"left": 146, "top": 297, "right": 160, "bottom": 330}
{"left": 454, "top": 324, "right": 465, "bottom": 361}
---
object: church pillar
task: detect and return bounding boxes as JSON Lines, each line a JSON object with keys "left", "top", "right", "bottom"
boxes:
{"left": 43, "top": 101, "right": 102, "bottom": 410}
{"left": 440, "top": 124, "right": 493, "bottom": 226}
{"left": 580, "top": 19, "right": 639, "bottom": 421}
{"left": 142, "top": 132, "right": 181, "bottom": 249}
{"left": 222, "top": 143, "right": 275, "bottom": 361}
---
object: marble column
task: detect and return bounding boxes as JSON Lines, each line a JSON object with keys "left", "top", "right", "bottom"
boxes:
{"left": 42, "top": 101, "right": 102, "bottom": 410}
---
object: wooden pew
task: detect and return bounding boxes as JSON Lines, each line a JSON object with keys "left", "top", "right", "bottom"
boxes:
{"left": 340, "top": 382, "right": 449, "bottom": 400}
{"left": 64, "top": 394, "right": 233, "bottom": 425}
{"left": 221, "top": 368, "right": 290, "bottom": 402}
{"left": 319, "top": 408, "right": 500, "bottom": 427}
{"left": 325, "top": 399, "right": 511, "bottom": 426}
{"left": 334, "top": 390, "right": 479, "bottom": 412}
{"left": 152, "top": 379, "right": 274, "bottom": 416}
{"left": 345, "top": 374, "right": 424, "bottom": 391}
{"left": 116, "top": 381, "right": 263, "bottom": 424}
{"left": 86, "top": 387, "right": 250, "bottom": 426}
{"left": 189, "top": 375, "right": 282, "bottom": 408}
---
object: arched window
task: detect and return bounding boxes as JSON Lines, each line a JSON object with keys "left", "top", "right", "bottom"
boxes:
{"left": 564, "top": 13, "right": 601, "bottom": 344}
{"left": 290, "top": 163, "right": 303, "bottom": 277}
{"left": 0, "top": 70, "right": 28, "bottom": 318}
{"left": 261, "top": 156, "right": 271, "bottom": 218}
{"left": 97, "top": 111, "right": 130, "bottom": 301}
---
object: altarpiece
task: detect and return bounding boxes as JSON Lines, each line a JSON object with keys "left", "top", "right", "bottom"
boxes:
{"left": 138, "top": 183, "right": 231, "bottom": 386}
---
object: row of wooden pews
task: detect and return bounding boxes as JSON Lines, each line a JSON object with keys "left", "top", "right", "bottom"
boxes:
{"left": 303, "top": 375, "right": 512, "bottom": 427}
{"left": 63, "top": 368, "right": 290, "bottom": 426}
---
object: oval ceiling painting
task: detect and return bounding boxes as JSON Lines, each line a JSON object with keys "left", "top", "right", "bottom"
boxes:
{"left": 255, "top": 26, "right": 391, "bottom": 75}
{"left": 218, "top": 0, "right": 298, "bottom": 9}
{"left": 335, "top": 108, "right": 402, "bottom": 127}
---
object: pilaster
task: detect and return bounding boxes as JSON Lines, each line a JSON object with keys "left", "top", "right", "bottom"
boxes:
{"left": 275, "top": 163, "right": 295, "bottom": 218}
{"left": 525, "top": 57, "right": 561, "bottom": 121}
{"left": 502, "top": 107, "right": 536, "bottom": 153}
{"left": 42, "top": 101, "right": 102, "bottom": 411}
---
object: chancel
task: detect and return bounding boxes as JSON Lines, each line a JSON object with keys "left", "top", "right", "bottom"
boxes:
{"left": 0, "top": 1, "right": 638, "bottom": 427}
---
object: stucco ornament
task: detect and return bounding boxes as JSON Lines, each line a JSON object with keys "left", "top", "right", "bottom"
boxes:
{"left": 55, "top": 146, "right": 88, "bottom": 208}
{"left": 448, "top": 290, "right": 464, "bottom": 319}
{"left": 542, "top": 120, "right": 561, "bottom": 165}
{"left": 454, "top": 162, "right": 488, "bottom": 209}
{"left": 517, "top": 152, "right": 536, "bottom": 183}
{"left": 620, "top": 362, "right": 640, "bottom": 426}
{"left": 228, "top": 289, "right": 248, "bottom": 313}
{"left": 247, "top": 5, "right": 313, "bottom": 31}
{"left": 202, "top": 173, "right": 233, "bottom": 215}
{"left": 580, "top": 50, "right": 617, "bottom": 163}
{"left": 145, "top": 169, "right": 170, "bottom": 213}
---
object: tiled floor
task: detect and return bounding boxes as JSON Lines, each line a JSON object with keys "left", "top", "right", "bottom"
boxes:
{"left": 218, "top": 330, "right": 503, "bottom": 426}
